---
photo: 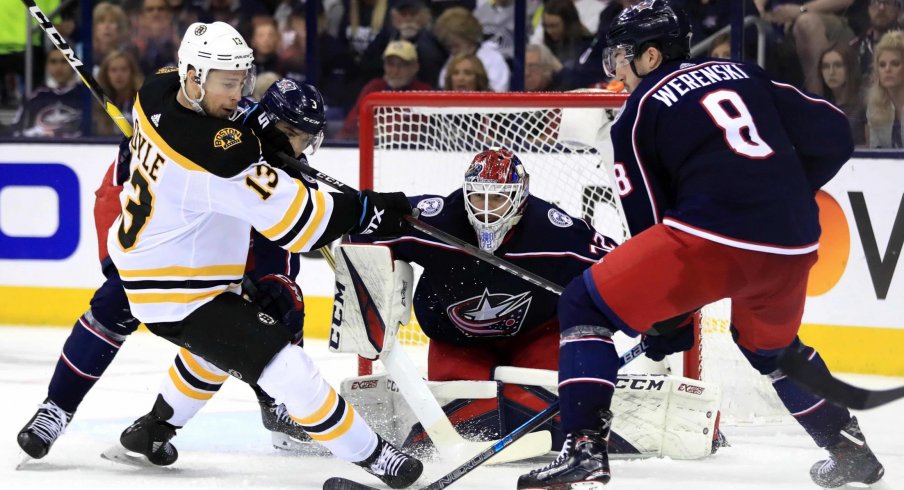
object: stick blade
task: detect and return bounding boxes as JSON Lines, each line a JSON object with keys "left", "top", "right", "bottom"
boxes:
{"left": 322, "top": 477, "right": 379, "bottom": 490}
{"left": 778, "top": 349, "right": 904, "bottom": 410}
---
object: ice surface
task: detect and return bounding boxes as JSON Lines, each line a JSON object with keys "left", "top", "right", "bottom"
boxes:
{"left": 2, "top": 326, "right": 902, "bottom": 489}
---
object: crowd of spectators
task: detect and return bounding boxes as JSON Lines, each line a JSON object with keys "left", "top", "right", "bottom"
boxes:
{"left": 1, "top": 0, "right": 903, "bottom": 147}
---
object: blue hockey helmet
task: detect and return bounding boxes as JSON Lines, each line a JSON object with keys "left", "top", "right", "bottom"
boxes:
{"left": 260, "top": 78, "right": 326, "bottom": 153}
{"left": 603, "top": 0, "right": 691, "bottom": 77}
{"left": 463, "top": 148, "right": 530, "bottom": 252}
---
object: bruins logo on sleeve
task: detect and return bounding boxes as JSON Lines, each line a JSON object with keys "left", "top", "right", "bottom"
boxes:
{"left": 214, "top": 127, "right": 243, "bottom": 150}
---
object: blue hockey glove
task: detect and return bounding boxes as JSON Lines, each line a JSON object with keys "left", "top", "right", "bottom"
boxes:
{"left": 253, "top": 274, "right": 305, "bottom": 345}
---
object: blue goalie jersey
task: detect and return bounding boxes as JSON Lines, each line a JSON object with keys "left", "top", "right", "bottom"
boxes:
{"left": 350, "top": 191, "right": 616, "bottom": 345}
{"left": 612, "top": 59, "right": 853, "bottom": 254}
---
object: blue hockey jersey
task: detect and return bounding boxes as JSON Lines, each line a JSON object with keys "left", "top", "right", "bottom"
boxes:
{"left": 611, "top": 58, "right": 853, "bottom": 254}
{"left": 351, "top": 191, "right": 615, "bottom": 345}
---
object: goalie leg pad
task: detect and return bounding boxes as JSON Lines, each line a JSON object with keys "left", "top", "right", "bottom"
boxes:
{"left": 146, "top": 292, "right": 291, "bottom": 384}
{"left": 427, "top": 339, "right": 496, "bottom": 381}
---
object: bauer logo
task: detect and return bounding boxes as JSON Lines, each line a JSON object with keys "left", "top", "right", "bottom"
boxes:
{"left": 678, "top": 383, "right": 705, "bottom": 395}
{"left": 0, "top": 163, "right": 79, "bottom": 260}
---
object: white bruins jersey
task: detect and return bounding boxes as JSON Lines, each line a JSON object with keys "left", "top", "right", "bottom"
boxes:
{"left": 109, "top": 70, "right": 357, "bottom": 324}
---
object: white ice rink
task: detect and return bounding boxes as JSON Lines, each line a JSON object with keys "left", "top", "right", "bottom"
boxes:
{"left": 2, "top": 325, "right": 902, "bottom": 490}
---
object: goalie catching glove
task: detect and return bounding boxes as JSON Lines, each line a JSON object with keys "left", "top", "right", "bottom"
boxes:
{"left": 329, "top": 244, "right": 413, "bottom": 359}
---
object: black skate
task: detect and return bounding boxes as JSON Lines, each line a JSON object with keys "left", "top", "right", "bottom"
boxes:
{"left": 101, "top": 395, "right": 179, "bottom": 467}
{"left": 518, "top": 410, "right": 613, "bottom": 490}
{"left": 17, "top": 399, "right": 73, "bottom": 461}
{"left": 356, "top": 435, "right": 423, "bottom": 489}
{"left": 252, "top": 384, "right": 320, "bottom": 452}
{"left": 810, "top": 416, "right": 884, "bottom": 488}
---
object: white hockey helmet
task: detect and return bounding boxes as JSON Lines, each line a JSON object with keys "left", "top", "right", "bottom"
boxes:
{"left": 463, "top": 148, "right": 530, "bottom": 252}
{"left": 177, "top": 22, "right": 255, "bottom": 113}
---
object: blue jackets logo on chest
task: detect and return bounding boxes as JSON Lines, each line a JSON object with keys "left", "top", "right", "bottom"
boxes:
{"left": 446, "top": 288, "right": 532, "bottom": 337}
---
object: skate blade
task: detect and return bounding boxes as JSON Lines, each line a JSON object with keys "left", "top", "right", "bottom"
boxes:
{"left": 271, "top": 432, "right": 330, "bottom": 456}
{"left": 100, "top": 443, "right": 167, "bottom": 469}
{"left": 15, "top": 452, "right": 33, "bottom": 470}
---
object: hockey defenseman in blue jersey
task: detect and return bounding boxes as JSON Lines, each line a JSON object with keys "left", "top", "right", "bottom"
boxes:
{"left": 351, "top": 148, "right": 616, "bottom": 450}
{"left": 519, "top": 2, "right": 886, "bottom": 489}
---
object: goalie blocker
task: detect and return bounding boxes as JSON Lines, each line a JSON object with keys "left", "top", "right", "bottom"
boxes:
{"left": 329, "top": 244, "right": 723, "bottom": 460}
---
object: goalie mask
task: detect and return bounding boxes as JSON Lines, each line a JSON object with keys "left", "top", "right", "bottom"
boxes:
{"left": 463, "top": 148, "right": 529, "bottom": 252}
{"left": 260, "top": 78, "right": 326, "bottom": 155}
{"left": 178, "top": 21, "right": 256, "bottom": 116}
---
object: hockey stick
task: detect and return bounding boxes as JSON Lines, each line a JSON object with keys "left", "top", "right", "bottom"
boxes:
{"left": 322, "top": 339, "right": 650, "bottom": 490}
{"left": 276, "top": 154, "right": 565, "bottom": 296}
{"left": 778, "top": 348, "right": 904, "bottom": 410}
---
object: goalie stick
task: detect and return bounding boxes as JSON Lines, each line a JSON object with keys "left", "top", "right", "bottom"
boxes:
{"left": 321, "top": 339, "right": 649, "bottom": 490}
{"left": 778, "top": 348, "right": 904, "bottom": 410}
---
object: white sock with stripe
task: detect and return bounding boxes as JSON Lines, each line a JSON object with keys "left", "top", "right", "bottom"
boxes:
{"left": 159, "top": 348, "right": 228, "bottom": 427}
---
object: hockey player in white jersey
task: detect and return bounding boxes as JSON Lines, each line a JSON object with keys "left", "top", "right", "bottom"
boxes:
{"left": 105, "top": 21, "right": 421, "bottom": 488}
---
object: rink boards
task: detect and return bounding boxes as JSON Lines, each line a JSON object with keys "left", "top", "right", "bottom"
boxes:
{"left": 0, "top": 142, "right": 902, "bottom": 375}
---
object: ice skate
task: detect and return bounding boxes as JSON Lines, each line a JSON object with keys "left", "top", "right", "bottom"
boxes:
{"left": 253, "top": 384, "right": 321, "bottom": 452}
{"left": 518, "top": 411, "right": 612, "bottom": 490}
{"left": 810, "top": 417, "right": 884, "bottom": 488}
{"left": 101, "top": 395, "right": 179, "bottom": 468}
{"left": 355, "top": 435, "right": 423, "bottom": 489}
{"left": 16, "top": 399, "right": 73, "bottom": 466}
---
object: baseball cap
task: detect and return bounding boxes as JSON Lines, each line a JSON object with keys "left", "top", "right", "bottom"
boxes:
{"left": 383, "top": 40, "right": 418, "bottom": 62}
{"left": 394, "top": 0, "right": 426, "bottom": 12}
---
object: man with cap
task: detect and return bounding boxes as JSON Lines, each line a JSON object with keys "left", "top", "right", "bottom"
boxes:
{"left": 339, "top": 40, "right": 431, "bottom": 140}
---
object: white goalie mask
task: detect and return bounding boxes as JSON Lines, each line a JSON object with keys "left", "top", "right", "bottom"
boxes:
{"left": 177, "top": 22, "right": 256, "bottom": 115}
{"left": 463, "top": 148, "right": 530, "bottom": 252}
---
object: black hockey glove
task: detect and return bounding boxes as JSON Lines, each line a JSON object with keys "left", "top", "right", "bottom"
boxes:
{"left": 644, "top": 310, "right": 697, "bottom": 362}
{"left": 252, "top": 274, "right": 305, "bottom": 346}
{"left": 350, "top": 190, "right": 412, "bottom": 237}
{"left": 242, "top": 104, "right": 296, "bottom": 163}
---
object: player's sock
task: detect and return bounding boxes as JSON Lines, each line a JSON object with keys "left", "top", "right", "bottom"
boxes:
{"left": 257, "top": 345, "right": 379, "bottom": 462}
{"left": 159, "top": 348, "right": 228, "bottom": 426}
{"left": 558, "top": 332, "right": 618, "bottom": 434}
{"left": 770, "top": 346, "right": 851, "bottom": 447}
{"left": 47, "top": 311, "right": 127, "bottom": 413}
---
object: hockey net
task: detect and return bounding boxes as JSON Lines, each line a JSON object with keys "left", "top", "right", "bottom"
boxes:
{"left": 355, "top": 91, "right": 790, "bottom": 425}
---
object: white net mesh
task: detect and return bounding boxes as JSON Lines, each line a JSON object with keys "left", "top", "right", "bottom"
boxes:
{"left": 360, "top": 92, "right": 791, "bottom": 424}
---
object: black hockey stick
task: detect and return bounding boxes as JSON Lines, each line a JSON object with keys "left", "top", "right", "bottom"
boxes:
{"left": 322, "top": 339, "right": 649, "bottom": 490}
{"left": 778, "top": 348, "right": 904, "bottom": 410}
{"left": 276, "top": 153, "right": 566, "bottom": 296}
{"left": 22, "top": 0, "right": 133, "bottom": 136}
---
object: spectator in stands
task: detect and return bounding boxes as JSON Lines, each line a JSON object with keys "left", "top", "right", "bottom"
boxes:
{"left": 474, "top": 0, "right": 540, "bottom": 61}
{"left": 94, "top": 50, "right": 144, "bottom": 136}
{"left": 820, "top": 43, "right": 867, "bottom": 146}
{"left": 130, "top": 0, "right": 178, "bottom": 75}
{"left": 164, "top": 0, "right": 200, "bottom": 33}
{"left": 358, "top": 0, "right": 446, "bottom": 88}
{"left": 866, "top": 30, "right": 904, "bottom": 148}
{"left": 709, "top": 32, "right": 732, "bottom": 59}
{"left": 524, "top": 43, "right": 568, "bottom": 92}
{"left": 13, "top": 49, "right": 87, "bottom": 138}
{"left": 195, "top": 0, "right": 269, "bottom": 37}
{"left": 339, "top": 0, "right": 388, "bottom": 58}
{"left": 534, "top": 0, "right": 593, "bottom": 60}
{"left": 444, "top": 53, "right": 490, "bottom": 91}
{"left": 851, "top": 0, "right": 903, "bottom": 79}
{"left": 757, "top": 0, "right": 858, "bottom": 95}
{"left": 92, "top": 3, "right": 131, "bottom": 75}
{"left": 251, "top": 17, "right": 282, "bottom": 74}
{"left": 252, "top": 71, "right": 281, "bottom": 100}
{"left": 434, "top": 7, "right": 510, "bottom": 91}
{"left": 338, "top": 40, "right": 431, "bottom": 140}
{"left": 0, "top": 1, "right": 63, "bottom": 108}
{"left": 279, "top": 3, "right": 355, "bottom": 112}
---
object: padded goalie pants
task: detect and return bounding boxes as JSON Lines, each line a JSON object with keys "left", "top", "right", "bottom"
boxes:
{"left": 584, "top": 224, "right": 818, "bottom": 354}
